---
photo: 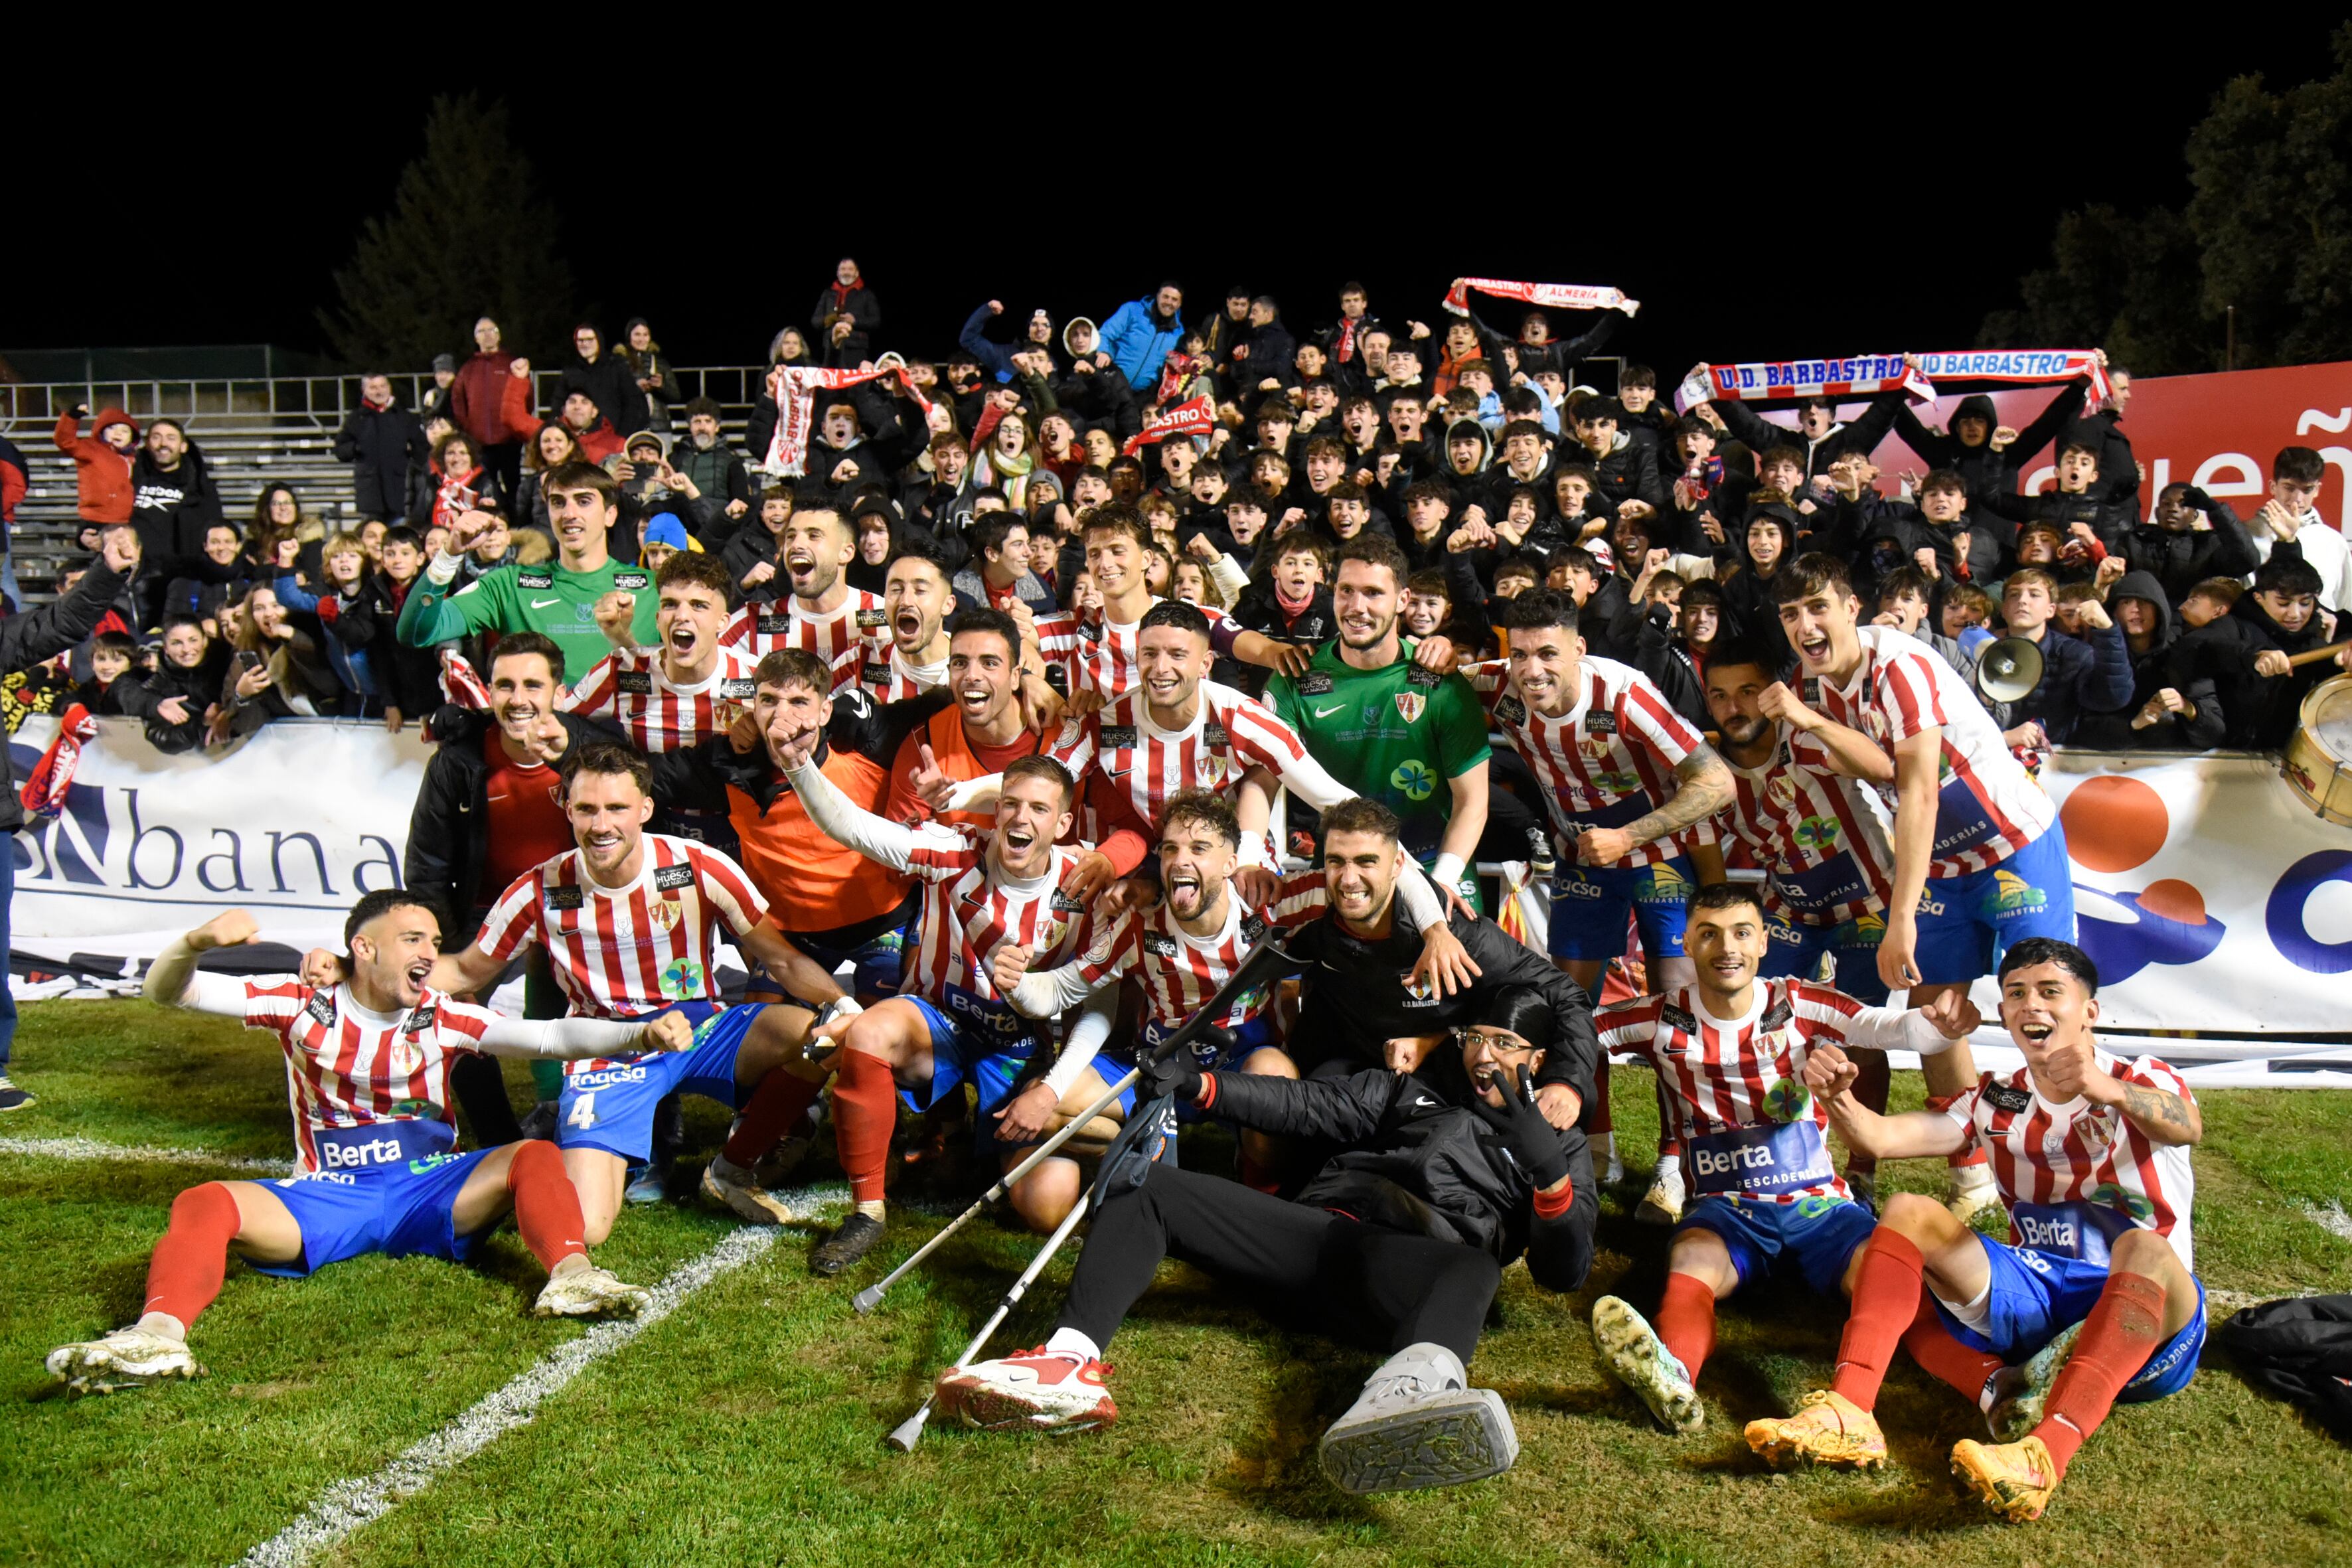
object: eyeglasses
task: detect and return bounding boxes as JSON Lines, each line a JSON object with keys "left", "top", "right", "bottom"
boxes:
{"left": 1457, "top": 1030, "right": 1526, "bottom": 1054}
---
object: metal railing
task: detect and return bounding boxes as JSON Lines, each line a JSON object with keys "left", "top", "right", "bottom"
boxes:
{"left": 0, "top": 366, "right": 774, "bottom": 433}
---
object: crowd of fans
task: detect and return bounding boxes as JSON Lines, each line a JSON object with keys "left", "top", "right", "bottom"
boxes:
{"left": 21, "top": 262, "right": 2349, "bottom": 760}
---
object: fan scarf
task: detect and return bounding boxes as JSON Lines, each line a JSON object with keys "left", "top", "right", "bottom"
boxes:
{"left": 762, "top": 365, "right": 935, "bottom": 475}
{"left": 1443, "top": 277, "right": 1641, "bottom": 319}
{"left": 438, "top": 649, "right": 491, "bottom": 709}
{"left": 1122, "top": 396, "right": 1215, "bottom": 457}
{"left": 20, "top": 703, "right": 96, "bottom": 817}
{"left": 1676, "top": 349, "right": 2104, "bottom": 412}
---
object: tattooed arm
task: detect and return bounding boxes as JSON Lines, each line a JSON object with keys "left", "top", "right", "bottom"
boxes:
{"left": 2091, "top": 1071, "right": 2204, "bottom": 1147}
{"left": 1574, "top": 745, "right": 1734, "bottom": 868}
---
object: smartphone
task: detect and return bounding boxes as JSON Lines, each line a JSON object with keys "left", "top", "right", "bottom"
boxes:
{"left": 236, "top": 649, "right": 262, "bottom": 675}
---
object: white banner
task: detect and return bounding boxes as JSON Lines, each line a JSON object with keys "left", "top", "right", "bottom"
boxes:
{"left": 2038, "top": 749, "right": 2352, "bottom": 1035}
{"left": 9, "top": 716, "right": 428, "bottom": 951}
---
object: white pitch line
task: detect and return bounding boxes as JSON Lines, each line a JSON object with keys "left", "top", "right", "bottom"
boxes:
{"left": 0, "top": 1135, "right": 289, "bottom": 1174}
{"left": 236, "top": 1224, "right": 785, "bottom": 1568}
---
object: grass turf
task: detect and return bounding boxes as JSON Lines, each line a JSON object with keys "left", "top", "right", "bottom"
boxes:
{"left": 2, "top": 1000, "right": 2349, "bottom": 1567}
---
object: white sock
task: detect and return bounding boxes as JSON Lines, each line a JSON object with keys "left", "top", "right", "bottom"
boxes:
{"left": 133, "top": 1312, "right": 187, "bottom": 1342}
{"left": 1044, "top": 1326, "right": 1101, "bottom": 1364}
{"left": 854, "top": 1198, "right": 886, "bottom": 1221}
{"left": 708, "top": 1152, "right": 747, "bottom": 1182}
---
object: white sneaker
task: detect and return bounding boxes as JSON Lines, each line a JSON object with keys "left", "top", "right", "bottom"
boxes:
{"left": 1948, "top": 1164, "right": 2002, "bottom": 1225}
{"left": 935, "top": 1347, "right": 1117, "bottom": 1431}
{"left": 46, "top": 1325, "right": 201, "bottom": 1395}
{"left": 1637, "top": 1160, "right": 1686, "bottom": 1227}
{"left": 700, "top": 1156, "right": 795, "bottom": 1225}
{"left": 532, "top": 1264, "right": 650, "bottom": 1319}
{"left": 1318, "top": 1342, "right": 1518, "bottom": 1494}
{"left": 1592, "top": 1296, "right": 1703, "bottom": 1433}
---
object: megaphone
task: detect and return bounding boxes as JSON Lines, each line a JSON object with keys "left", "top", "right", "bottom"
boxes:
{"left": 1975, "top": 637, "right": 2045, "bottom": 704}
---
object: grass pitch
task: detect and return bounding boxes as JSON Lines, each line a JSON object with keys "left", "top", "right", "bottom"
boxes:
{"left": 3, "top": 1000, "right": 2350, "bottom": 1567}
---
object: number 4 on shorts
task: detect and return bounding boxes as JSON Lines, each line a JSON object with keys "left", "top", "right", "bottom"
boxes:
{"left": 567, "top": 1092, "right": 597, "bottom": 1131}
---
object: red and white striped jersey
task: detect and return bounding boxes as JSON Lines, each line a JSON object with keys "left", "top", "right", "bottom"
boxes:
{"left": 1033, "top": 599, "right": 1246, "bottom": 700}
{"left": 1790, "top": 625, "right": 2055, "bottom": 878}
{"left": 1719, "top": 732, "right": 1896, "bottom": 927}
{"left": 1063, "top": 875, "right": 1324, "bottom": 1029}
{"left": 854, "top": 644, "right": 949, "bottom": 704}
{"left": 1596, "top": 979, "right": 1922, "bottom": 1204}
{"left": 561, "top": 647, "right": 759, "bottom": 753}
{"left": 899, "top": 825, "right": 1099, "bottom": 1012}
{"left": 1946, "top": 1050, "right": 2197, "bottom": 1269}
{"left": 718, "top": 589, "right": 888, "bottom": 694}
{"left": 232, "top": 979, "right": 497, "bottom": 1175}
{"left": 475, "top": 834, "right": 769, "bottom": 1018}
{"left": 1046, "top": 678, "right": 1309, "bottom": 831}
{"left": 1470, "top": 655, "right": 1717, "bottom": 866}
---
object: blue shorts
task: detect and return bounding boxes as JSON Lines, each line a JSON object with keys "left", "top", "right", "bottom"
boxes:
{"left": 903, "top": 994, "right": 1135, "bottom": 1151}
{"left": 750, "top": 922, "right": 911, "bottom": 1004}
{"left": 1933, "top": 1233, "right": 2205, "bottom": 1400}
{"left": 556, "top": 1001, "right": 763, "bottom": 1162}
{"left": 256, "top": 1146, "right": 499, "bottom": 1279}
{"left": 1763, "top": 915, "right": 1889, "bottom": 1004}
{"left": 1914, "top": 826, "right": 2077, "bottom": 987}
{"left": 1678, "top": 1194, "right": 1879, "bottom": 1297}
{"left": 1549, "top": 858, "right": 1693, "bottom": 963}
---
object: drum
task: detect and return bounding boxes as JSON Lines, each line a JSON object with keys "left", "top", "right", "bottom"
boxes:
{"left": 2284, "top": 674, "right": 2352, "bottom": 825}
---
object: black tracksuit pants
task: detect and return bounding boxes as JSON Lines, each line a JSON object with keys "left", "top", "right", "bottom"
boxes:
{"left": 1058, "top": 1164, "right": 1502, "bottom": 1362}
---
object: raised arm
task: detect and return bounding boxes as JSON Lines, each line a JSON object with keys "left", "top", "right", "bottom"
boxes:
{"left": 782, "top": 753, "right": 921, "bottom": 873}
{"left": 1802, "top": 1043, "right": 1969, "bottom": 1160}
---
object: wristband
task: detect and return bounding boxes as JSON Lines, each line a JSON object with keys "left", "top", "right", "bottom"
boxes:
{"left": 1431, "top": 852, "right": 1468, "bottom": 893}
{"left": 425, "top": 550, "right": 464, "bottom": 586}
{"left": 815, "top": 996, "right": 863, "bottom": 1033}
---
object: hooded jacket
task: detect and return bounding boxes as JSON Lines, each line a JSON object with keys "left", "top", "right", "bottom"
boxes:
{"left": 2058, "top": 406, "right": 2139, "bottom": 507}
{"left": 1712, "top": 392, "right": 1905, "bottom": 481}
{"left": 2179, "top": 578, "right": 2331, "bottom": 749}
{"left": 2072, "top": 569, "right": 2224, "bottom": 749}
{"left": 2004, "top": 607, "right": 2136, "bottom": 745}
{"left": 1097, "top": 295, "right": 1185, "bottom": 389}
{"left": 129, "top": 443, "right": 225, "bottom": 560}
{"left": 1206, "top": 1053, "right": 1597, "bottom": 1293}
{"left": 2122, "top": 487, "right": 2261, "bottom": 606}
{"left": 52, "top": 410, "right": 139, "bottom": 524}
{"left": 1891, "top": 384, "right": 2089, "bottom": 499}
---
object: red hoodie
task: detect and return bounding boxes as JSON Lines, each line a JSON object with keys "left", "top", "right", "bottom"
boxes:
{"left": 501, "top": 375, "right": 621, "bottom": 463}
{"left": 52, "top": 410, "right": 139, "bottom": 523}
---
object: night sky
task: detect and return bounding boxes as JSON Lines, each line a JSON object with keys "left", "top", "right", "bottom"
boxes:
{"left": 10, "top": 30, "right": 2340, "bottom": 380}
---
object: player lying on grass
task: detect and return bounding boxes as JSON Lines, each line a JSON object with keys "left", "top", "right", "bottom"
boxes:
{"left": 1583, "top": 881, "right": 1978, "bottom": 1434}
{"left": 46, "top": 892, "right": 689, "bottom": 1395}
{"left": 931, "top": 984, "right": 1598, "bottom": 1498}
{"left": 1743, "top": 937, "right": 2205, "bottom": 1524}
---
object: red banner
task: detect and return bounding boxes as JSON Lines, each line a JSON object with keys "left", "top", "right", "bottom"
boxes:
{"left": 1123, "top": 396, "right": 1215, "bottom": 457}
{"left": 1751, "top": 359, "right": 2352, "bottom": 532}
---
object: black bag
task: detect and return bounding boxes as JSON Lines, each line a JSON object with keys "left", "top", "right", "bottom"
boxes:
{"left": 2221, "top": 1294, "right": 2352, "bottom": 1440}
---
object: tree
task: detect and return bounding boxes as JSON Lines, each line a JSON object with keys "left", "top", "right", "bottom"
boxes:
{"left": 317, "top": 95, "right": 574, "bottom": 371}
{"left": 1983, "top": 27, "right": 2352, "bottom": 374}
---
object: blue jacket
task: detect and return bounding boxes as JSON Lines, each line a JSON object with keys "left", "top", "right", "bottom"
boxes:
{"left": 1097, "top": 296, "right": 1183, "bottom": 388}
{"left": 2012, "top": 618, "right": 2133, "bottom": 744}
{"left": 959, "top": 304, "right": 1018, "bottom": 385}
{"left": 275, "top": 573, "right": 378, "bottom": 698}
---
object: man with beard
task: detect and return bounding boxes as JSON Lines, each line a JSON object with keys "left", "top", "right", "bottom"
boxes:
{"left": 855, "top": 550, "right": 955, "bottom": 702}
{"left": 669, "top": 398, "right": 753, "bottom": 532}
{"left": 714, "top": 504, "right": 888, "bottom": 694}
{"left": 396, "top": 466, "right": 659, "bottom": 684}
{"left": 127, "top": 418, "right": 225, "bottom": 629}
{"left": 44, "top": 894, "right": 682, "bottom": 1394}
{"left": 1097, "top": 282, "right": 1187, "bottom": 391}
{"left": 1265, "top": 536, "right": 1491, "bottom": 909}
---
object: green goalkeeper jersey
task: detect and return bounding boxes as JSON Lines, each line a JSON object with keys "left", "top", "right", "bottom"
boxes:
{"left": 1265, "top": 639, "right": 1492, "bottom": 854}
{"left": 397, "top": 556, "right": 659, "bottom": 685}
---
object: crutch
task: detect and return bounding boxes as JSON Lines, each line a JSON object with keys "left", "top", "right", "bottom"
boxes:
{"left": 850, "top": 936, "right": 1296, "bottom": 1314}
{"left": 886, "top": 1190, "right": 1090, "bottom": 1452}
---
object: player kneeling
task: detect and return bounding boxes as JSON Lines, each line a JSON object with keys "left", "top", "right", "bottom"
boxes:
{"left": 1585, "top": 883, "right": 1977, "bottom": 1439}
{"left": 46, "top": 895, "right": 687, "bottom": 1395}
{"left": 935, "top": 986, "right": 1597, "bottom": 1496}
{"left": 1743, "top": 939, "right": 2205, "bottom": 1522}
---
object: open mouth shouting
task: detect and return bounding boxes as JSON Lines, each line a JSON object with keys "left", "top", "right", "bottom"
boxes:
{"left": 1000, "top": 821, "right": 1038, "bottom": 861}
{"left": 1167, "top": 865, "right": 1205, "bottom": 917}
{"left": 1795, "top": 629, "right": 1833, "bottom": 666}
{"left": 581, "top": 824, "right": 628, "bottom": 859}
{"left": 957, "top": 676, "right": 994, "bottom": 715}
{"left": 785, "top": 546, "right": 820, "bottom": 588}
{"left": 666, "top": 621, "right": 702, "bottom": 661}
{"left": 894, "top": 607, "right": 925, "bottom": 646}
{"left": 2015, "top": 1016, "right": 2055, "bottom": 1044}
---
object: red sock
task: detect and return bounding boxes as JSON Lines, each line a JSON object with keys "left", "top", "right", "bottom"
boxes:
{"left": 724, "top": 1068, "right": 823, "bottom": 1168}
{"left": 1901, "top": 1290, "right": 2004, "bottom": 1401}
{"left": 143, "top": 1182, "right": 242, "bottom": 1329}
{"left": 2033, "top": 1271, "right": 2167, "bottom": 1479}
{"left": 1926, "top": 1091, "right": 1989, "bottom": 1171}
{"left": 1656, "top": 1272, "right": 1717, "bottom": 1377}
{"left": 1830, "top": 1229, "right": 1925, "bottom": 1409}
{"left": 507, "top": 1139, "right": 589, "bottom": 1273}
{"left": 1591, "top": 1058, "right": 1613, "bottom": 1134}
{"left": 832, "top": 1048, "right": 899, "bottom": 1205}
{"left": 1651, "top": 1075, "right": 1683, "bottom": 1158}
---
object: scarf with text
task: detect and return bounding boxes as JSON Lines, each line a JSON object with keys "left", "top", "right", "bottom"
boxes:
{"left": 19, "top": 703, "right": 96, "bottom": 817}
{"left": 1122, "top": 396, "right": 1215, "bottom": 457}
{"left": 1911, "top": 349, "right": 2112, "bottom": 408}
{"left": 1677, "top": 350, "right": 2103, "bottom": 412}
{"left": 1443, "top": 277, "right": 1641, "bottom": 319}
{"left": 762, "top": 364, "right": 934, "bottom": 475}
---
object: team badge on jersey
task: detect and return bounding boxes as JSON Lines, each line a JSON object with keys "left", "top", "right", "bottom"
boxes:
{"left": 1399, "top": 968, "right": 1438, "bottom": 1006}
{"left": 645, "top": 898, "right": 682, "bottom": 933}
{"left": 1394, "top": 691, "right": 1425, "bottom": 724}
{"left": 1768, "top": 773, "right": 1799, "bottom": 809}
{"left": 386, "top": 1037, "right": 426, "bottom": 1076}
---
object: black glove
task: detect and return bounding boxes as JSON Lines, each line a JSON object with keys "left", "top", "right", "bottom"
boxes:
{"left": 1504, "top": 1065, "right": 1572, "bottom": 1191}
{"left": 1135, "top": 1050, "right": 1204, "bottom": 1106}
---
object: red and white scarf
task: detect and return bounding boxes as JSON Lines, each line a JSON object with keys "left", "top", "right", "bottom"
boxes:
{"left": 1443, "top": 277, "right": 1640, "bottom": 319}
{"left": 762, "top": 365, "right": 935, "bottom": 475}
{"left": 1675, "top": 355, "right": 1932, "bottom": 412}
{"left": 1912, "top": 349, "right": 2112, "bottom": 408}
{"left": 20, "top": 703, "right": 96, "bottom": 817}
{"left": 1123, "top": 397, "right": 1215, "bottom": 457}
